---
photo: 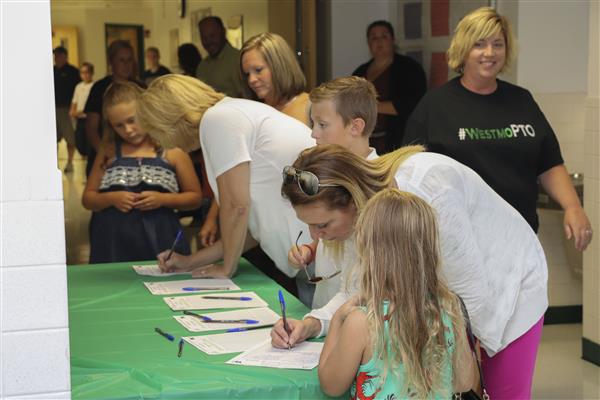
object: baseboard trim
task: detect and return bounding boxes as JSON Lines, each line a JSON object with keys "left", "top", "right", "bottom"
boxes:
{"left": 544, "top": 305, "right": 582, "bottom": 325}
{"left": 582, "top": 337, "right": 600, "bottom": 367}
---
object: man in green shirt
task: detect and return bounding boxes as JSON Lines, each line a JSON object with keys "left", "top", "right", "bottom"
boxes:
{"left": 196, "top": 16, "right": 243, "bottom": 97}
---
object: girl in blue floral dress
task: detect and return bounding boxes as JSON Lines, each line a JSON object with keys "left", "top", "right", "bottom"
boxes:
{"left": 318, "top": 189, "right": 476, "bottom": 399}
{"left": 83, "top": 82, "right": 202, "bottom": 263}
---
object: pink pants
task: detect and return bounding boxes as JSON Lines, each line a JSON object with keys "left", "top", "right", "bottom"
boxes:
{"left": 480, "top": 316, "right": 544, "bottom": 400}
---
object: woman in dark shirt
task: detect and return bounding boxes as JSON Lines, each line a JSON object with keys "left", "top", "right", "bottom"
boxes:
{"left": 353, "top": 20, "right": 426, "bottom": 154}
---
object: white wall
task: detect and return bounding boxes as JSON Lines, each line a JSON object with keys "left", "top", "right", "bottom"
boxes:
{"left": 1, "top": 1, "right": 71, "bottom": 399}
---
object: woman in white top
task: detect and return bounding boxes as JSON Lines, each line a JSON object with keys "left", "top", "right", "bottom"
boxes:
{"left": 136, "top": 75, "right": 315, "bottom": 297}
{"left": 272, "top": 144, "right": 548, "bottom": 398}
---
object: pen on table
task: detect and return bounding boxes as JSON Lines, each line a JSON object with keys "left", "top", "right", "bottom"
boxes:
{"left": 226, "top": 324, "right": 275, "bottom": 333}
{"left": 278, "top": 290, "right": 291, "bottom": 350}
{"left": 202, "top": 296, "right": 253, "bottom": 301}
{"left": 183, "top": 310, "right": 259, "bottom": 324}
{"left": 155, "top": 327, "right": 175, "bottom": 341}
{"left": 177, "top": 338, "right": 184, "bottom": 358}
{"left": 165, "top": 229, "right": 184, "bottom": 261}
{"left": 182, "top": 286, "right": 231, "bottom": 291}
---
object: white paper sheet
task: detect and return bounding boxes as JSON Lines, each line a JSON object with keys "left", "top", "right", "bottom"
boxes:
{"left": 226, "top": 340, "right": 324, "bottom": 370}
{"left": 163, "top": 291, "right": 268, "bottom": 311}
{"left": 132, "top": 264, "right": 191, "bottom": 277}
{"left": 174, "top": 307, "right": 280, "bottom": 332}
{"left": 143, "top": 279, "right": 240, "bottom": 295}
{"left": 183, "top": 328, "right": 272, "bottom": 355}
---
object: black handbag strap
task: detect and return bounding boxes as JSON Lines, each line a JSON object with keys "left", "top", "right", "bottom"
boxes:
{"left": 457, "top": 296, "right": 489, "bottom": 400}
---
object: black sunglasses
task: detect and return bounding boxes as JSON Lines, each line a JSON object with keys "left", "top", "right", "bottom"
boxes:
{"left": 282, "top": 166, "right": 338, "bottom": 196}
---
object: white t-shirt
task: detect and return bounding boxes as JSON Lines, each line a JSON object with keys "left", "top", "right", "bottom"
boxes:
{"left": 308, "top": 152, "right": 548, "bottom": 355}
{"left": 200, "top": 97, "right": 316, "bottom": 277}
{"left": 71, "top": 81, "right": 94, "bottom": 115}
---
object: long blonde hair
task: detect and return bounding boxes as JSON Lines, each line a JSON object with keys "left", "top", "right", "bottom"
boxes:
{"left": 102, "top": 81, "right": 145, "bottom": 145}
{"left": 240, "top": 32, "right": 306, "bottom": 105}
{"left": 281, "top": 143, "right": 423, "bottom": 256}
{"left": 136, "top": 74, "right": 225, "bottom": 151}
{"left": 356, "top": 189, "right": 467, "bottom": 398}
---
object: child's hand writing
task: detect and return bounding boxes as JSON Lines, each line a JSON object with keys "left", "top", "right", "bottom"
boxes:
{"left": 134, "top": 191, "right": 164, "bottom": 211}
{"left": 109, "top": 191, "right": 139, "bottom": 213}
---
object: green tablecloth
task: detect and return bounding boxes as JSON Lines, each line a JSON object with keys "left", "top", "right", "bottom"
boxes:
{"left": 68, "top": 260, "right": 335, "bottom": 399}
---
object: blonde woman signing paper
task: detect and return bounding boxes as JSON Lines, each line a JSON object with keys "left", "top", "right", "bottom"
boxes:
{"left": 136, "top": 75, "right": 315, "bottom": 302}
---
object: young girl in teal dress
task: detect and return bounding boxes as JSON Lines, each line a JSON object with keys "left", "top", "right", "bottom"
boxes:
{"left": 82, "top": 82, "right": 202, "bottom": 263}
{"left": 318, "top": 189, "right": 476, "bottom": 399}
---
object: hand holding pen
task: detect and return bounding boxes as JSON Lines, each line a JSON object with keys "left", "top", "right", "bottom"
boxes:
{"left": 157, "top": 230, "right": 193, "bottom": 273}
{"left": 278, "top": 290, "right": 292, "bottom": 350}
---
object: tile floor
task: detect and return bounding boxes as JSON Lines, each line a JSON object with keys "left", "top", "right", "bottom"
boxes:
{"left": 58, "top": 142, "right": 600, "bottom": 399}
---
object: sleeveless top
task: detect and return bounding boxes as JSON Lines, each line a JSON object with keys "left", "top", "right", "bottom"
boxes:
{"left": 350, "top": 302, "right": 455, "bottom": 400}
{"left": 89, "top": 141, "right": 190, "bottom": 263}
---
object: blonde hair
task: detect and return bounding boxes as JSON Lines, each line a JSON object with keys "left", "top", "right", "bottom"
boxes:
{"left": 102, "top": 81, "right": 145, "bottom": 144}
{"left": 447, "top": 7, "right": 516, "bottom": 74}
{"left": 136, "top": 74, "right": 225, "bottom": 151}
{"left": 309, "top": 76, "right": 378, "bottom": 137}
{"left": 281, "top": 144, "right": 423, "bottom": 255}
{"left": 356, "top": 189, "right": 467, "bottom": 398}
{"left": 240, "top": 32, "right": 306, "bottom": 105}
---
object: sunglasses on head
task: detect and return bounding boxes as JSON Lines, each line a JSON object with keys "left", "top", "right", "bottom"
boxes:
{"left": 282, "top": 166, "right": 339, "bottom": 196}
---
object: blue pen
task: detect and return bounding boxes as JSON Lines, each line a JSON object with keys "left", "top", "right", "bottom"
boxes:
{"left": 202, "top": 296, "right": 253, "bottom": 301}
{"left": 278, "top": 290, "right": 292, "bottom": 349}
{"left": 183, "top": 310, "right": 259, "bottom": 324}
{"left": 165, "top": 229, "right": 184, "bottom": 261}
{"left": 155, "top": 327, "right": 175, "bottom": 341}
{"left": 227, "top": 325, "right": 274, "bottom": 333}
{"left": 182, "top": 287, "right": 231, "bottom": 291}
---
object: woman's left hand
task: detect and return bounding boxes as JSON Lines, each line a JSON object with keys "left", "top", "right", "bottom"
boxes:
{"left": 191, "top": 264, "right": 233, "bottom": 279}
{"left": 564, "top": 206, "right": 593, "bottom": 251}
{"left": 134, "top": 191, "right": 164, "bottom": 211}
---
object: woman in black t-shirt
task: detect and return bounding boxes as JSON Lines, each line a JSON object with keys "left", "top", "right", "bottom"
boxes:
{"left": 403, "top": 7, "right": 591, "bottom": 244}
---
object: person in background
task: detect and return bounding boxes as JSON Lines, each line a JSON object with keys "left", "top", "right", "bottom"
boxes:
{"left": 197, "top": 32, "right": 310, "bottom": 252}
{"left": 137, "top": 75, "right": 316, "bottom": 305}
{"left": 177, "top": 43, "right": 202, "bottom": 77}
{"left": 82, "top": 82, "right": 201, "bottom": 263}
{"left": 402, "top": 7, "right": 592, "bottom": 252}
{"left": 53, "top": 46, "right": 80, "bottom": 173}
{"left": 272, "top": 144, "right": 549, "bottom": 399}
{"left": 353, "top": 20, "right": 427, "bottom": 154}
{"left": 84, "top": 40, "right": 144, "bottom": 177}
{"left": 196, "top": 16, "right": 243, "bottom": 97}
{"left": 142, "top": 47, "right": 171, "bottom": 85}
{"left": 240, "top": 32, "right": 309, "bottom": 125}
{"left": 69, "top": 62, "right": 95, "bottom": 158}
{"left": 318, "top": 189, "right": 475, "bottom": 399}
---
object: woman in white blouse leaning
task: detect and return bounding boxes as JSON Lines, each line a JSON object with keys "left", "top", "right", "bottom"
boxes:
{"left": 136, "top": 74, "right": 315, "bottom": 301}
{"left": 272, "top": 144, "right": 548, "bottom": 399}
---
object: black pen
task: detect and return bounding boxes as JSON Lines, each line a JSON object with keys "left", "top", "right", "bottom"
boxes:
{"left": 165, "top": 229, "right": 184, "bottom": 261}
{"left": 155, "top": 327, "right": 175, "bottom": 341}
{"left": 202, "top": 296, "right": 253, "bottom": 301}
{"left": 177, "top": 338, "right": 184, "bottom": 357}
